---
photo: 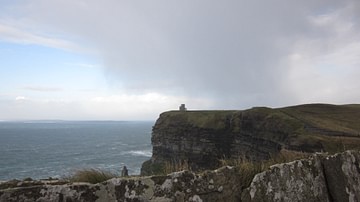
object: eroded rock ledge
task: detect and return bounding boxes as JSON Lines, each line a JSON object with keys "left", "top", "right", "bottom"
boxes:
{"left": 1, "top": 150, "right": 360, "bottom": 202}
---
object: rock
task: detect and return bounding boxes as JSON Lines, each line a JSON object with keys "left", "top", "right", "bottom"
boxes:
{"left": 141, "top": 110, "right": 282, "bottom": 175}
{"left": 0, "top": 166, "right": 241, "bottom": 202}
{"left": 241, "top": 155, "right": 329, "bottom": 202}
{"left": 321, "top": 150, "right": 360, "bottom": 201}
{"left": 141, "top": 104, "right": 360, "bottom": 175}
{"left": 2, "top": 151, "right": 360, "bottom": 202}
{"left": 241, "top": 150, "right": 360, "bottom": 202}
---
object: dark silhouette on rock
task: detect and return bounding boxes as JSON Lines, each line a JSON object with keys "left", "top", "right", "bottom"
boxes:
{"left": 121, "top": 166, "right": 128, "bottom": 177}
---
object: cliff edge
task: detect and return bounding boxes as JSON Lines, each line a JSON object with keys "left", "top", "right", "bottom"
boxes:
{"left": 142, "top": 104, "right": 360, "bottom": 175}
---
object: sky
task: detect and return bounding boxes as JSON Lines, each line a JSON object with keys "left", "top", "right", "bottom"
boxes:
{"left": 0, "top": 0, "right": 360, "bottom": 120}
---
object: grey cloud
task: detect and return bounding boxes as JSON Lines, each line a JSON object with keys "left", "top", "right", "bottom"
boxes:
{"left": 4, "top": 0, "right": 360, "bottom": 109}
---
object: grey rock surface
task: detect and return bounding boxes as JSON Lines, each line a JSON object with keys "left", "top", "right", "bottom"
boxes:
{"left": 141, "top": 110, "right": 284, "bottom": 175}
{"left": 321, "top": 150, "right": 360, "bottom": 202}
{"left": 0, "top": 166, "right": 240, "bottom": 202}
{"left": 2, "top": 151, "right": 360, "bottom": 202}
{"left": 241, "top": 150, "right": 360, "bottom": 202}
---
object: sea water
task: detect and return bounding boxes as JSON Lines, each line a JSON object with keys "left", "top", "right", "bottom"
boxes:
{"left": 0, "top": 121, "right": 154, "bottom": 180}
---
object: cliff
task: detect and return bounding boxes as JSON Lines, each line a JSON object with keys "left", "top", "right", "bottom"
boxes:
{"left": 1, "top": 150, "right": 360, "bottom": 202}
{"left": 141, "top": 104, "right": 360, "bottom": 175}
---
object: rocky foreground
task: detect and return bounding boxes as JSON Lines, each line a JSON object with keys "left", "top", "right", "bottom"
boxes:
{"left": 1, "top": 150, "right": 360, "bottom": 202}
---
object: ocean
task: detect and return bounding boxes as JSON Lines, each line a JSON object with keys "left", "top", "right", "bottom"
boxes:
{"left": 0, "top": 121, "right": 154, "bottom": 181}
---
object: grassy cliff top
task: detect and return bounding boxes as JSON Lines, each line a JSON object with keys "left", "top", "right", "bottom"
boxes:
{"left": 159, "top": 104, "right": 360, "bottom": 134}
{"left": 155, "top": 104, "right": 360, "bottom": 153}
{"left": 280, "top": 104, "right": 360, "bottom": 134}
{"left": 157, "top": 110, "right": 238, "bottom": 129}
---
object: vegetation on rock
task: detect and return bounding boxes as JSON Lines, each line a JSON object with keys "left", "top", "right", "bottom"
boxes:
{"left": 65, "top": 169, "right": 117, "bottom": 184}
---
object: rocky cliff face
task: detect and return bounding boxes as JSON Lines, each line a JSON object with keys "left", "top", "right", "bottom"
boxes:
{"left": 2, "top": 150, "right": 360, "bottom": 202}
{"left": 141, "top": 104, "right": 360, "bottom": 175}
{"left": 142, "top": 110, "right": 280, "bottom": 175}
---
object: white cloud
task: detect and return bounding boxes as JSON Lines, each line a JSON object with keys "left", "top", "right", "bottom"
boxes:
{"left": 83, "top": 93, "right": 214, "bottom": 120}
{"left": 0, "top": 93, "right": 213, "bottom": 120}
{"left": 15, "top": 96, "right": 27, "bottom": 101}
{"left": 0, "top": 23, "right": 83, "bottom": 52}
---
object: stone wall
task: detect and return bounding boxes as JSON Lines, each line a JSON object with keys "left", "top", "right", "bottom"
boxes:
{"left": 0, "top": 166, "right": 240, "bottom": 202}
{"left": 1, "top": 150, "right": 360, "bottom": 202}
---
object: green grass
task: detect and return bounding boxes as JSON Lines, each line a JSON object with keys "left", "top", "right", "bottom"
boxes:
{"left": 220, "top": 149, "right": 311, "bottom": 187}
{"left": 163, "top": 159, "right": 191, "bottom": 174}
{"left": 144, "top": 149, "right": 311, "bottom": 188}
{"left": 163, "top": 104, "right": 360, "bottom": 135}
{"left": 141, "top": 159, "right": 191, "bottom": 176}
{"left": 65, "top": 169, "right": 118, "bottom": 184}
{"left": 161, "top": 104, "right": 360, "bottom": 153}
{"left": 279, "top": 104, "right": 360, "bottom": 153}
{"left": 141, "top": 160, "right": 166, "bottom": 176}
{"left": 281, "top": 104, "right": 360, "bottom": 134}
{"left": 160, "top": 110, "right": 238, "bottom": 130}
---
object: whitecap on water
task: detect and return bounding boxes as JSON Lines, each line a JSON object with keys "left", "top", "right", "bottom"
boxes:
{"left": 124, "top": 150, "right": 152, "bottom": 157}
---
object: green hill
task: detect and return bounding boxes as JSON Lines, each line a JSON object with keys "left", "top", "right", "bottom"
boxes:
{"left": 279, "top": 104, "right": 360, "bottom": 152}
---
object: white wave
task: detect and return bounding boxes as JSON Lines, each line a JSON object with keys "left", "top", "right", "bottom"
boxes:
{"left": 126, "top": 150, "right": 152, "bottom": 157}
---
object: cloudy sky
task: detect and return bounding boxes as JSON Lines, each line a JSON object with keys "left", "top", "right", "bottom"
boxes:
{"left": 0, "top": 0, "right": 359, "bottom": 120}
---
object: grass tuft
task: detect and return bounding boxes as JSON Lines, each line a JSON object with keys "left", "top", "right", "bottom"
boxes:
{"left": 220, "top": 149, "right": 310, "bottom": 187}
{"left": 65, "top": 169, "right": 117, "bottom": 184}
{"left": 163, "top": 160, "right": 191, "bottom": 174}
{"left": 268, "top": 149, "right": 309, "bottom": 165}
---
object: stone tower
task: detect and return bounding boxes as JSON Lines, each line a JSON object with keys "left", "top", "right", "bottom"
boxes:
{"left": 179, "top": 104, "right": 187, "bottom": 111}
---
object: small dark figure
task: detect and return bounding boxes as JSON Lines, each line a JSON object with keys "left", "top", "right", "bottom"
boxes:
{"left": 121, "top": 166, "right": 129, "bottom": 177}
